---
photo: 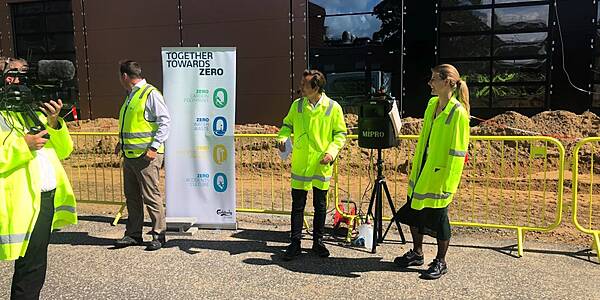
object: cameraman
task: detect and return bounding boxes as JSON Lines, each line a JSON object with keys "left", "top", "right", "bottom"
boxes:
{"left": 0, "top": 57, "right": 77, "bottom": 299}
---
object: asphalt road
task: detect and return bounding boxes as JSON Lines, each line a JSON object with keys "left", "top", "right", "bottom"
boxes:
{"left": 1, "top": 214, "right": 598, "bottom": 300}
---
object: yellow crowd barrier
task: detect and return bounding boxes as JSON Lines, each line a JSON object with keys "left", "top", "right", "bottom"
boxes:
{"left": 571, "top": 138, "right": 600, "bottom": 261}
{"left": 68, "top": 132, "right": 569, "bottom": 259}
{"left": 334, "top": 135, "right": 565, "bottom": 257}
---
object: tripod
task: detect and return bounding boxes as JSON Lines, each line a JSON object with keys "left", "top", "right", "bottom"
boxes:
{"left": 365, "top": 149, "right": 406, "bottom": 253}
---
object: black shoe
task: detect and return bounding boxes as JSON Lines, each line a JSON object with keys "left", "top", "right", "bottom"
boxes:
{"left": 145, "top": 234, "right": 166, "bottom": 251}
{"left": 422, "top": 259, "right": 448, "bottom": 280}
{"left": 114, "top": 236, "right": 143, "bottom": 248}
{"left": 312, "top": 239, "right": 330, "bottom": 258}
{"left": 283, "top": 241, "right": 301, "bottom": 261}
{"left": 394, "top": 249, "right": 424, "bottom": 267}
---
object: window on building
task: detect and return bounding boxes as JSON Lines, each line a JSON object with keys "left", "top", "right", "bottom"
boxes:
{"left": 438, "top": 0, "right": 552, "bottom": 109}
{"left": 11, "top": 0, "right": 76, "bottom": 64}
{"left": 308, "top": 0, "right": 401, "bottom": 112}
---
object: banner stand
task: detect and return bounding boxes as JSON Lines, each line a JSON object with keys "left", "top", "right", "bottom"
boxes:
{"left": 162, "top": 47, "right": 237, "bottom": 230}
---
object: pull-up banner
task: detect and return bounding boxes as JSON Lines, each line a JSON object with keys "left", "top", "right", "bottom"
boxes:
{"left": 162, "top": 47, "right": 236, "bottom": 229}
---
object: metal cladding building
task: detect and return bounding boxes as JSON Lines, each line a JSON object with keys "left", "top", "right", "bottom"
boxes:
{"left": 0, "top": 0, "right": 599, "bottom": 123}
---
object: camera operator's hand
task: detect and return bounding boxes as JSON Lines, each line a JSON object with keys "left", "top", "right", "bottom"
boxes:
{"left": 40, "top": 99, "right": 63, "bottom": 129}
{"left": 24, "top": 130, "right": 49, "bottom": 151}
{"left": 320, "top": 153, "right": 333, "bottom": 165}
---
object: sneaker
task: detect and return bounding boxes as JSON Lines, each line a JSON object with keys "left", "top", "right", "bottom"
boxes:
{"left": 283, "top": 240, "right": 301, "bottom": 261}
{"left": 312, "top": 239, "right": 330, "bottom": 258}
{"left": 145, "top": 234, "right": 166, "bottom": 251}
{"left": 422, "top": 259, "right": 448, "bottom": 280}
{"left": 393, "top": 249, "right": 424, "bottom": 267}
{"left": 114, "top": 236, "right": 143, "bottom": 248}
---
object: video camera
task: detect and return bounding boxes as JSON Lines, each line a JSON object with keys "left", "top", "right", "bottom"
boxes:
{"left": 0, "top": 60, "right": 76, "bottom": 138}
{"left": 0, "top": 59, "right": 76, "bottom": 112}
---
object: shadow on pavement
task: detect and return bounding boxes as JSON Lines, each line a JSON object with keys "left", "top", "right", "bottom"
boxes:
{"left": 243, "top": 254, "right": 420, "bottom": 278}
{"left": 62, "top": 217, "right": 600, "bottom": 267}
{"left": 50, "top": 232, "right": 115, "bottom": 246}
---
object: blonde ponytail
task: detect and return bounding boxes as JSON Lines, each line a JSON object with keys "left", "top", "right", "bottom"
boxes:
{"left": 456, "top": 79, "right": 470, "bottom": 114}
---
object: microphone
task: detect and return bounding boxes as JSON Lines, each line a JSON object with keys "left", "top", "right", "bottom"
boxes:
{"left": 37, "top": 60, "right": 75, "bottom": 81}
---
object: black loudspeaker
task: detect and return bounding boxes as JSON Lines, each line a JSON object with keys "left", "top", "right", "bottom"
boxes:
{"left": 358, "top": 99, "right": 398, "bottom": 149}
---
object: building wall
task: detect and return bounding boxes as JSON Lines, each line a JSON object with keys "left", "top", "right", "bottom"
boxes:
{"left": 1, "top": 0, "right": 301, "bottom": 124}
{"left": 1, "top": 0, "right": 599, "bottom": 123}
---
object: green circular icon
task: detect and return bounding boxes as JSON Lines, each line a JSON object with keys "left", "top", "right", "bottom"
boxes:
{"left": 213, "top": 88, "right": 228, "bottom": 108}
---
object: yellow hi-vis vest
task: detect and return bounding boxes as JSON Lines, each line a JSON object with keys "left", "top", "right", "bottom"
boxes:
{"left": 0, "top": 112, "right": 77, "bottom": 261}
{"left": 277, "top": 94, "right": 347, "bottom": 191}
{"left": 118, "top": 83, "right": 164, "bottom": 158}
{"left": 407, "top": 96, "right": 470, "bottom": 210}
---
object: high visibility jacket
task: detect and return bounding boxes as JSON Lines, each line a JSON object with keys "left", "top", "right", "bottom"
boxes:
{"left": 277, "top": 94, "right": 347, "bottom": 190}
{"left": 407, "top": 96, "right": 470, "bottom": 210}
{"left": 0, "top": 111, "right": 77, "bottom": 261}
{"left": 119, "top": 83, "right": 165, "bottom": 158}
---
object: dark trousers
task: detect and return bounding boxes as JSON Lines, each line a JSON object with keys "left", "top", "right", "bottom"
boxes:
{"left": 11, "top": 190, "right": 55, "bottom": 300}
{"left": 291, "top": 188, "right": 328, "bottom": 242}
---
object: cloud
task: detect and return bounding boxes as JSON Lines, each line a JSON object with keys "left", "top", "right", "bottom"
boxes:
{"left": 310, "top": 0, "right": 381, "bottom": 15}
{"left": 323, "top": 14, "right": 382, "bottom": 40}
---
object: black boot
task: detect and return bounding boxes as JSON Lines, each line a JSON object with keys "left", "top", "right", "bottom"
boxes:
{"left": 145, "top": 233, "right": 166, "bottom": 251}
{"left": 114, "top": 236, "right": 143, "bottom": 248}
{"left": 283, "top": 240, "right": 301, "bottom": 261}
{"left": 312, "top": 239, "right": 330, "bottom": 258}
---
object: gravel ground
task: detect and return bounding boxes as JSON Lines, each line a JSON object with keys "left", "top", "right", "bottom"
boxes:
{"left": 1, "top": 214, "right": 599, "bottom": 300}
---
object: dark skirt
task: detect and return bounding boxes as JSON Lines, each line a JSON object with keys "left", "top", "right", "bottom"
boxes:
{"left": 397, "top": 196, "right": 452, "bottom": 241}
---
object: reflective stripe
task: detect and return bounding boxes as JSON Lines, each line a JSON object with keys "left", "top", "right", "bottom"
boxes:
{"left": 55, "top": 205, "right": 76, "bottom": 213}
{"left": 408, "top": 180, "right": 415, "bottom": 189}
{"left": 122, "top": 131, "right": 154, "bottom": 139}
{"left": 325, "top": 100, "right": 334, "bottom": 116}
{"left": 297, "top": 99, "right": 303, "bottom": 113}
{"left": 138, "top": 85, "right": 153, "bottom": 100}
{"left": 449, "top": 149, "right": 466, "bottom": 157}
{"left": 412, "top": 192, "right": 452, "bottom": 200}
{"left": 0, "top": 232, "right": 30, "bottom": 245}
{"left": 122, "top": 143, "right": 151, "bottom": 150}
{"left": 446, "top": 102, "right": 462, "bottom": 125}
{"left": 291, "top": 173, "right": 332, "bottom": 183}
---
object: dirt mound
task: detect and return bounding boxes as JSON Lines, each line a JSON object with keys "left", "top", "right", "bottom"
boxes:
{"left": 472, "top": 111, "right": 537, "bottom": 136}
{"left": 400, "top": 117, "right": 423, "bottom": 135}
{"left": 235, "top": 123, "right": 279, "bottom": 134}
{"left": 531, "top": 110, "right": 600, "bottom": 139}
{"left": 68, "top": 118, "right": 119, "bottom": 132}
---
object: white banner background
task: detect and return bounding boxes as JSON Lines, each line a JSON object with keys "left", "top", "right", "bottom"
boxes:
{"left": 162, "top": 47, "right": 236, "bottom": 229}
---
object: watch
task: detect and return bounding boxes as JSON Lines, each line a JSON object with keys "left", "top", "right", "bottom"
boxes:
{"left": 148, "top": 146, "right": 158, "bottom": 152}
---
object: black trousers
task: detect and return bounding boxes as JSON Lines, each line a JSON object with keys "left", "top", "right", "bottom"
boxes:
{"left": 11, "top": 190, "right": 55, "bottom": 300}
{"left": 291, "top": 188, "right": 328, "bottom": 242}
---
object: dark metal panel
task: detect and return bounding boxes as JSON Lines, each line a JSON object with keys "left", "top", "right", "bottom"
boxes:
{"left": 87, "top": 61, "right": 163, "bottom": 118}
{"left": 181, "top": 20, "right": 289, "bottom": 59}
{"left": 292, "top": 0, "right": 308, "bottom": 99}
{"left": 180, "top": 0, "right": 292, "bottom": 125}
{"left": 236, "top": 93, "right": 290, "bottom": 125}
{"left": 82, "top": 0, "right": 179, "bottom": 118}
{"left": 0, "top": 1, "right": 14, "bottom": 57}
{"left": 83, "top": 0, "right": 178, "bottom": 30}
{"left": 180, "top": 0, "right": 289, "bottom": 22}
{"left": 72, "top": 0, "right": 91, "bottom": 119}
